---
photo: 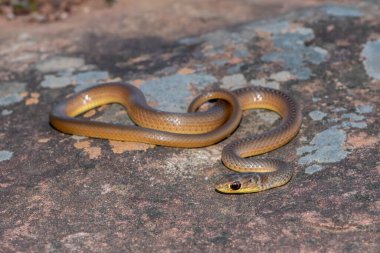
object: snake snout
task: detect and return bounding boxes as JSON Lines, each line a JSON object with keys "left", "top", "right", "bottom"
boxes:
{"left": 215, "top": 173, "right": 262, "bottom": 194}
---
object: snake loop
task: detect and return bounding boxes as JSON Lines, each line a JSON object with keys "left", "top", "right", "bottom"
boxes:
{"left": 50, "top": 82, "right": 302, "bottom": 194}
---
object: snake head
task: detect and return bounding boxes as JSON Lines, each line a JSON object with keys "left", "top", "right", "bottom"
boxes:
{"left": 215, "top": 173, "right": 264, "bottom": 194}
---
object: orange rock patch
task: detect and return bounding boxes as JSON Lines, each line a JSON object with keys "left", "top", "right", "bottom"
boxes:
{"left": 74, "top": 140, "right": 102, "bottom": 159}
{"left": 346, "top": 132, "right": 378, "bottom": 149}
{"left": 109, "top": 140, "right": 154, "bottom": 153}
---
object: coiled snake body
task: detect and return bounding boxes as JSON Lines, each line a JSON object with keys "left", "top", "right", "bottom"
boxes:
{"left": 50, "top": 83, "right": 302, "bottom": 193}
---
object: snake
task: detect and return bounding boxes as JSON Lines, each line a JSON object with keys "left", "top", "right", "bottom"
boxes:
{"left": 50, "top": 82, "right": 302, "bottom": 194}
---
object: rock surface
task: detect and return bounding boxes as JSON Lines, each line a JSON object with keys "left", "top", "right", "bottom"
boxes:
{"left": 0, "top": 1, "right": 379, "bottom": 252}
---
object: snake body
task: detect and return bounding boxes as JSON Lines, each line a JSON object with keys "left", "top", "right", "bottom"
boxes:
{"left": 50, "top": 82, "right": 302, "bottom": 194}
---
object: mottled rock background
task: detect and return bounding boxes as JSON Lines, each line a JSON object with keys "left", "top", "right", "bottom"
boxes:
{"left": 0, "top": 0, "right": 379, "bottom": 252}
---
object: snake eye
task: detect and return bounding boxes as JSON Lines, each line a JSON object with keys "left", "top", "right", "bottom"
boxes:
{"left": 230, "top": 181, "right": 241, "bottom": 190}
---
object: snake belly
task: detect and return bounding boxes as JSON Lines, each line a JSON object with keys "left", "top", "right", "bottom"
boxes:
{"left": 49, "top": 82, "right": 302, "bottom": 194}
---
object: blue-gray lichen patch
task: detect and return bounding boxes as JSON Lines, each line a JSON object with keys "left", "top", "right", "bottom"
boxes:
{"left": 227, "top": 64, "right": 244, "bottom": 75}
{"left": 331, "top": 107, "right": 346, "bottom": 112}
{"left": 340, "top": 112, "right": 367, "bottom": 129}
{"left": 269, "top": 71, "right": 294, "bottom": 82}
{"left": 201, "top": 30, "right": 244, "bottom": 48}
{"left": 40, "top": 71, "right": 109, "bottom": 90}
{"left": 73, "top": 71, "right": 110, "bottom": 92}
{"left": 1, "top": 109, "right": 12, "bottom": 116}
{"left": 341, "top": 121, "right": 367, "bottom": 129}
{"left": 178, "top": 37, "right": 202, "bottom": 46}
{"left": 250, "top": 79, "right": 280, "bottom": 90}
{"left": 244, "top": 20, "right": 290, "bottom": 35}
{"left": 303, "top": 104, "right": 373, "bottom": 163}
{"left": 35, "top": 56, "right": 85, "bottom": 73}
{"left": 323, "top": 5, "right": 363, "bottom": 17}
{"left": 0, "top": 150, "right": 13, "bottom": 162}
{"left": 257, "top": 111, "right": 280, "bottom": 125}
{"left": 261, "top": 27, "right": 329, "bottom": 80}
{"left": 221, "top": 74, "right": 247, "bottom": 89}
{"left": 361, "top": 39, "right": 380, "bottom": 80}
{"left": 140, "top": 73, "right": 217, "bottom": 112}
{"left": 40, "top": 73, "right": 73, "bottom": 88}
{"left": 0, "top": 82, "right": 27, "bottom": 106}
{"left": 297, "top": 128, "right": 348, "bottom": 165}
{"left": 305, "top": 164, "right": 323, "bottom": 175}
{"left": 194, "top": 19, "right": 328, "bottom": 82}
{"left": 309, "top": 110, "right": 327, "bottom": 121}
{"left": 341, "top": 113, "right": 365, "bottom": 121}
{"left": 355, "top": 104, "right": 373, "bottom": 114}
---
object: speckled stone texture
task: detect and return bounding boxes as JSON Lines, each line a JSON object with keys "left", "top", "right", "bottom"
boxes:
{"left": 1, "top": 1, "right": 379, "bottom": 252}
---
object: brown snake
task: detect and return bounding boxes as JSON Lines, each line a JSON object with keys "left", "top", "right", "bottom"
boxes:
{"left": 50, "top": 82, "right": 302, "bottom": 193}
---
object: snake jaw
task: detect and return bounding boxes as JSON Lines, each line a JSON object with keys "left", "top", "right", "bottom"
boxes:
{"left": 214, "top": 173, "right": 263, "bottom": 194}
